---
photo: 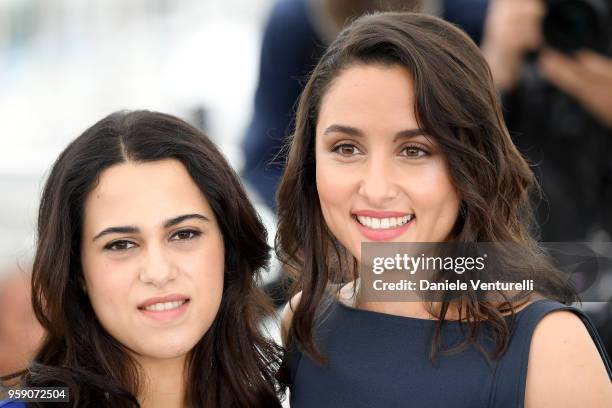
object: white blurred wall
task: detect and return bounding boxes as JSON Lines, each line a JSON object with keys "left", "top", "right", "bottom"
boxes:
{"left": 0, "top": 0, "right": 274, "bottom": 277}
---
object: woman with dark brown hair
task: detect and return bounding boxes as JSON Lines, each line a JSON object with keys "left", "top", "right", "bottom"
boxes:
{"left": 1, "top": 111, "right": 283, "bottom": 407}
{"left": 277, "top": 12, "right": 612, "bottom": 407}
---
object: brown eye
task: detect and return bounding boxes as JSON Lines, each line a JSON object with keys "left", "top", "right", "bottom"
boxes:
{"left": 105, "top": 240, "right": 137, "bottom": 251}
{"left": 332, "top": 144, "right": 361, "bottom": 156}
{"left": 401, "top": 145, "right": 428, "bottom": 158}
{"left": 170, "top": 230, "right": 201, "bottom": 241}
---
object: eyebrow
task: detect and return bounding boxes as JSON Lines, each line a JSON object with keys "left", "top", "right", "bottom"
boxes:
{"left": 92, "top": 213, "right": 210, "bottom": 242}
{"left": 322, "top": 124, "right": 426, "bottom": 141}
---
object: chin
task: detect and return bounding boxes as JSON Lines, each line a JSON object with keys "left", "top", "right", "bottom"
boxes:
{"left": 141, "top": 345, "right": 193, "bottom": 361}
{"left": 138, "top": 336, "right": 201, "bottom": 361}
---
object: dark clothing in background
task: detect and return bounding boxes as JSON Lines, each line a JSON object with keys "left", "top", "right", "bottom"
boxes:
{"left": 444, "top": 0, "right": 488, "bottom": 45}
{"left": 504, "top": 63, "right": 612, "bottom": 241}
{"left": 242, "top": 0, "right": 324, "bottom": 209}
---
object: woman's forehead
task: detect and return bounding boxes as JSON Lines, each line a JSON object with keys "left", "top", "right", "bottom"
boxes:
{"left": 82, "top": 160, "right": 213, "bottom": 233}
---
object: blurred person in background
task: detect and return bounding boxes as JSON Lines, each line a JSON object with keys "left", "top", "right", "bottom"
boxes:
{"left": 0, "top": 269, "right": 44, "bottom": 387}
{"left": 481, "top": 0, "right": 612, "bottom": 242}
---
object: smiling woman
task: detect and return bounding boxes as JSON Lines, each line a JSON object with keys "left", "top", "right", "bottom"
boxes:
{"left": 315, "top": 64, "right": 461, "bottom": 249}
{"left": 276, "top": 11, "right": 612, "bottom": 408}
{"left": 0, "top": 111, "right": 283, "bottom": 407}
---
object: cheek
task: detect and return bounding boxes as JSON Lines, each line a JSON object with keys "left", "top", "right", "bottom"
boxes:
{"left": 408, "top": 161, "right": 458, "bottom": 205}
{"left": 82, "top": 261, "right": 137, "bottom": 345}
{"left": 316, "top": 160, "right": 353, "bottom": 219}
{"left": 83, "top": 258, "right": 134, "bottom": 314}
{"left": 405, "top": 162, "right": 460, "bottom": 232}
{"left": 186, "top": 239, "right": 225, "bottom": 307}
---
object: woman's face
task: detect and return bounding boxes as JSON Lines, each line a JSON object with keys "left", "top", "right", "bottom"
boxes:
{"left": 315, "top": 64, "right": 461, "bottom": 261}
{"left": 81, "top": 159, "right": 224, "bottom": 363}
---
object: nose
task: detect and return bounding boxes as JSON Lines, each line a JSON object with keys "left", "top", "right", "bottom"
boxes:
{"left": 139, "top": 244, "right": 178, "bottom": 288}
{"left": 357, "top": 154, "right": 399, "bottom": 206}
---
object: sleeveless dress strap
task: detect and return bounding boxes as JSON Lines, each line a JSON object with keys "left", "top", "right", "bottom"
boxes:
{"left": 489, "top": 300, "right": 612, "bottom": 408}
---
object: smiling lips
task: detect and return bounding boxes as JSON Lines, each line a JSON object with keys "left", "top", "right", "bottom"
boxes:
{"left": 138, "top": 294, "right": 190, "bottom": 321}
{"left": 352, "top": 210, "right": 415, "bottom": 241}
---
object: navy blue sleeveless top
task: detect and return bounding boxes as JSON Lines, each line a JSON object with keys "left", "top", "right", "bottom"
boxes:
{"left": 286, "top": 299, "right": 611, "bottom": 408}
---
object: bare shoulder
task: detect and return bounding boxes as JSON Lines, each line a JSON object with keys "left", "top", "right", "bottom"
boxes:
{"left": 280, "top": 291, "right": 302, "bottom": 346}
{"left": 525, "top": 309, "right": 612, "bottom": 408}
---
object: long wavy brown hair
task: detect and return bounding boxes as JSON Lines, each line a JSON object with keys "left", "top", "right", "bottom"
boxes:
{"left": 11, "top": 111, "right": 283, "bottom": 407}
{"left": 276, "top": 12, "right": 577, "bottom": 364}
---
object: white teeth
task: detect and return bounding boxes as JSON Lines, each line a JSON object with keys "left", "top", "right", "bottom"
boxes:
{"left": 355, "top": 215, "right": 414, "bottom": 230}
{"left": 143, "top": 300, "right": 186, "bottom": 312}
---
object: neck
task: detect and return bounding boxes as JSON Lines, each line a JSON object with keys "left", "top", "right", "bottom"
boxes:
{"left": 137, "top": 355, "right": 187, "bottom": 408}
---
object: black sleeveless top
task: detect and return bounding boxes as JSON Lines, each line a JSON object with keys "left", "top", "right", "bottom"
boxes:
{"left": 285, "top": 299, "right": 611, "bottom": 408}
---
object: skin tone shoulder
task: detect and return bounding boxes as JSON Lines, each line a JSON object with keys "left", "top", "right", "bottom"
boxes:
{"left": 81, "top": 158, "right": 225, "bottom": 408}
{"left": 282, "top": 63, "right": 612, "bottom": 406}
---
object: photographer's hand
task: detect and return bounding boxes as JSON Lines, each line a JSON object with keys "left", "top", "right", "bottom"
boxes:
{"left": 481, "top": 0, "right": 545, "bottom": 91}
{"left": 539, "top": 49, "right": 612, "bottom": 129}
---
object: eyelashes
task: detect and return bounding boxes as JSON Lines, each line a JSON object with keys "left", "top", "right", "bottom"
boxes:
{"left": 331, "top": 143, "right": 362, "bottom": 156}
{"left": 103, "top": 229, "right": 202, "bottom": 252}
{"left": 104, "top": 240, "right": 137, "bottom": 251}
{"left": 400, "top": 145, "right": 429, "bottom": 158}
{"left": 169, "top": 230, "right": 201, "bottom": 242}
{"left": 330, "top": 142, "right": 430, "bottom": 158}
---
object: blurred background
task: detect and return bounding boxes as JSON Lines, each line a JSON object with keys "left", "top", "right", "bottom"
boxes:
{"left": 1, "top": 0, "right": 611, "bottom": 381}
